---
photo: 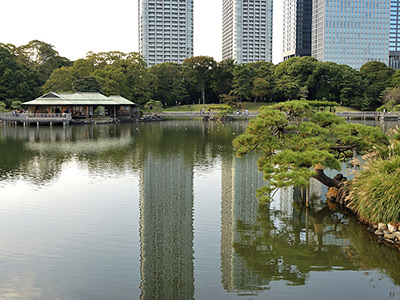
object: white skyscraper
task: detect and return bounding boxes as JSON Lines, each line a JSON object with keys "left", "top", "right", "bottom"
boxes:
{"left": 222, "top": 0, "right": 273, "bottom": 63}
{"left": 139, "top": 0, "right": 194, "bottom": 67}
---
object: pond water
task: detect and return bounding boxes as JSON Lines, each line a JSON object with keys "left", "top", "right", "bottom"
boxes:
{"left": 1, "top": 120, "right": 400, "bottom": 300}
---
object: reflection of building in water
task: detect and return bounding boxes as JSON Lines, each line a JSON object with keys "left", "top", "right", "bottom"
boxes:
{"left": 139, "top": 152, "right": 194, "bottom": 300}
{"left": 220, "top": 154, "right": 267, "bottom": 295}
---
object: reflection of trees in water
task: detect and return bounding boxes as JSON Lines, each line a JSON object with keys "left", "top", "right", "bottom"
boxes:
{"left": 233, "top": 203, "right": 361, "bottom": 287}
{"left": 346, "top": 220, "right": 400, "bottom": 287}
{"left": 0, "top": 121, "right": 247, "bottom": 184}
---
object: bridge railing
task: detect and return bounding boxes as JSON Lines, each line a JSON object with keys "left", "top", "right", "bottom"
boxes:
{"left": 0, "top": 113, "right": 72, "bottom": 122}
{"left": 336, "top": 112, "right": 400, "bottom": 118}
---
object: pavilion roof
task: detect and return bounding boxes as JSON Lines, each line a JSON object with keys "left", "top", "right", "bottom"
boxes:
{"left": 23, "top": 92, "right": 136, "bottom": 106}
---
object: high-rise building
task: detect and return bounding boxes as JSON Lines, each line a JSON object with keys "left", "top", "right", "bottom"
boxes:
{"left": 138, "top": 0, "right": 194, "bottom": 67}
{"left": 312, "top": 0, "right": 390, "bottom": 70}
{"left": 282, "top": 0, "right": 312, "bottom": 61}
{"left": 222, "top": 0, "right": 273, "bottom": 63}
{"left": 390, "top": 0, "right": 400, "bottom": 69}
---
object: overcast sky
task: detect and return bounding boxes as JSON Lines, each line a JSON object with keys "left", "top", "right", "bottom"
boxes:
{"left": 1, "top": 0, "right": 283, "bottom": 63}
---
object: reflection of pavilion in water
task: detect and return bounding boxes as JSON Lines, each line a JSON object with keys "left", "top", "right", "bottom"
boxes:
{"left": 220, "top": 154, "right": 268, "bottom": 295}
{"left": 139, "top": 152, "right": 194, "bottom": 300}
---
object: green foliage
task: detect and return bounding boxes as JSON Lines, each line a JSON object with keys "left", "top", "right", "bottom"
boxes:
{"left": 233, "top": 100, "right": 388, "bottom": 202}
{"left": 3, "top": 40, "right": 72, "bottom": 83}
{"left": 381, "top": 87, "right": 400, "bottom": 111}
{"left": 11, "top": 101, "right": 22, "bottom": 111}
{"left": 217, "top": 107, "right": 234, "bottom": 118}
{"left": 360, "top": 61, "right": 395, "bottom": 110}
{"left": 211, "top": 59, "right": 235, "bottom": 97}
{"left": 149, "top": 63, "right": 189, "bottom": 106}
{"left": 94, "top": 106, "right": 105, "bottom": 117}
{"left": 44, "top": 51, "right": 151, "bottom": 103}
{"left": 0, "top": 46, "right": 41, "bottom": 103}
{"left": 73, "top": 76, "right": 102, "bottom": 93}
{"left": 0, "top": 101, "right": 7, "bottom": 112}
{"left": 183, "top": 56, "right": 217, "bottom": 104}
{"left": 349, "top": 128, "right": 400, "bottom": 223}
{"left": 144, "top": 100, "right": 163, "bottom": 113}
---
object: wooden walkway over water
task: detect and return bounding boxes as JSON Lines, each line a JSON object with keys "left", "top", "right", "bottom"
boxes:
{"left": 160, "top": 111, "right": 400, "bottom": 120}
{"left": 336, "top": 112, "right": 400, "bottom": 120}
{"left": 158, "top": 111, "right": 258, "bottom": 119}
{"left": 0, "top": 113, "right": 72, "bottom": 126}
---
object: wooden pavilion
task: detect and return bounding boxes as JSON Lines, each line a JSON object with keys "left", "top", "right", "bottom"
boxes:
{"left": 23, "top": 92, "right": 138, "bottom": 119}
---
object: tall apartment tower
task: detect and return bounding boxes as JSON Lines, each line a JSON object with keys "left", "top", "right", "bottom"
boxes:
{"left": 312, "top": 0, "right": 390, "bottom": 70}
{"left": 390, "top": 0, "right": 400, "bottom": 69}
{"left": 139, "top": 0, "right": 194, "bottom": 67}
{"left": 222, "top": 0, "right": 273, "bottom": 64}
{"left": 282, "top": 0, "right": 312, "bottom": 61}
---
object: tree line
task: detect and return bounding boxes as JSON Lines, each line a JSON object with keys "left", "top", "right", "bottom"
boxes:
{"left": 1, "top": 40, "right": 400, "bottom": 111}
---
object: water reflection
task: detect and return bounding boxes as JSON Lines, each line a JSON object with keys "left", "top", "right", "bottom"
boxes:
{"left": 231, "top": 184, "right": 400, "bottom": 292}
{"left": 220, "top": 154, "right": 268, "bottom": 295}
{"left": 1, "top": 121, "right": 400, "bottom": 299}
{"left": 139, "top": 152, "right": 194, "bottom": 300}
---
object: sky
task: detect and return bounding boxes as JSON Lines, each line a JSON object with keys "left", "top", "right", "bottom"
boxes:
{"left": 1, "top": 0, "right": 283, "bottom": 63}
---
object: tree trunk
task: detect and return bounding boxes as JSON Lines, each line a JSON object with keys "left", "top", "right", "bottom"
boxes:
{"left": 313, "top": 165, "right": 343, "bottom": 188}
{"left": 201, "top": 83, "right": 206, "bottom": 105}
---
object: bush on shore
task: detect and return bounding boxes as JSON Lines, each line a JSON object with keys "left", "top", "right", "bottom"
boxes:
{"left": 349, "top": 128, "right": 400, "bottom": 223}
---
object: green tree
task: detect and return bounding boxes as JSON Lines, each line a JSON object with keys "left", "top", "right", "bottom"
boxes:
{"left": 10, "top": 40, "right": 72, "bottom": 83}
{"left": 144, "top": 100, "right": 163, "bottom": 115}
{"left": 183, "top": 56, "right": 217, "bottom": 104}
{"left": 211, "top": 59, "right": 236, "bottom": 100}
{"left": 360, "top": 61, "right": 395, "bottom": 110}
{"left": 0, "top": 101, "right": 7, "bottom": 112}
{"left": 381, "top": 87, "right": 400, "bottom": 110}
{"left": 273, "top": 75, "right": 300, "bottom": 100}
{"left": 233, "top": 100, "right": 388, "bottom": 202}
{"left": 0, "top": 46, "right": 41, "bottom": 104}
{"left": 44, "top": 51, "right": 151, "bottom": 103}
{"left": 252, "top": 77, "right": 270, "bottom": 102}
{"left": 43, "top": 66, "right": 76, "bottom": 92}
{"left": 392, "top": 69, "right": 400, "bottom": 87}
{"left": 231, "top": 63, "right": 256, "bottom": 101}
{"left": 149, "top": 63, "right": 188, "bottom": 106}
{"left": 73, "top": 76, "right": 102, "bottom": 93}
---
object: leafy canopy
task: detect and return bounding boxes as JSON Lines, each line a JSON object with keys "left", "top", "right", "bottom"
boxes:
{"left": 233, "top": 100, "right": 388, "bottom": 201}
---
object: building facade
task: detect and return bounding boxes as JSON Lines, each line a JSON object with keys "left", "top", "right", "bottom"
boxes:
{"left": 390, "top": 0, "right": 400, "bottom": 69}
{"left": 282, "top": 0, "right": 312, "bottom": 61}
{"left": 222, "top": 0, "right": 273, "bottom": 64}
{"left": 139, "top": 0, "right": 194, "bottom": 67}
{"left": 312, "top": 0, "right": 390, "bottom": 70}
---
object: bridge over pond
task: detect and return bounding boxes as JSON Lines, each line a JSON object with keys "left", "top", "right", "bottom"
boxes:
{"left": 0, "top": 113, "right": 72, "bottom": 126}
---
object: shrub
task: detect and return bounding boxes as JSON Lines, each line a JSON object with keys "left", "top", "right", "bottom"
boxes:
{"left": 94, "top": 106, "right": 105, "bottom": 117}
{"left": 349, "top": 128, "right": 400, "bottom": 223}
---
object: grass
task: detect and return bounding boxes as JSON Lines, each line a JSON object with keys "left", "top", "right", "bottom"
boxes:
{"left": 348, "top": 128, "right": 400, "bottom": 223}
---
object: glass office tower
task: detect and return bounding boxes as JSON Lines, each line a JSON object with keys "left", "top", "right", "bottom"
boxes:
{"left": 222, "top": 0, "right": 273, "bottom": 63}
{"left": 139, "top": 0, "right": 194, "bottom": 67}
{"left": 312, "top": 0, "right": 390, "bottom": 69}
{"left": 390, "top": 0, "right": 400, "bottom": 69}
{"left": 283, "top": 0, "right": 312, "bottom": 61}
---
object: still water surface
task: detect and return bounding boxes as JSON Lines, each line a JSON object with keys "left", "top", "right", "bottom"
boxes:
{"left": 0, "top": 120, "right": 400, "bottom": 300}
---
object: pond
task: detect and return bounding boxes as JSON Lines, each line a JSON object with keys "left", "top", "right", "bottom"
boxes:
{"left": 0, "top": 120, "right": 400, "bottom": 300}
